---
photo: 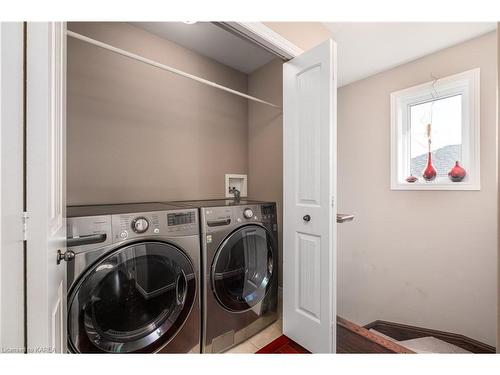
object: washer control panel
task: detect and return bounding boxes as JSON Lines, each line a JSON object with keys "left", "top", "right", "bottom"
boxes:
{"left": 260, "top": 204, "right": 276, "bottom": 221}
{"left": 234, "top": 205, "right": 262, "bottom": 222}
{"left": 243, "top": 208, "right": 254, "bottom": 219}
{"left": 201, "top": 203, "right": 277, "bottom": 234}
{"left": 131, "top": 217, "right": 149, "bottom": 233}
{"left": 167, "top": 211, "right": 196, "bottom": 226}
{"left": 112, "top": 209, "right": 198, "bottom": 241}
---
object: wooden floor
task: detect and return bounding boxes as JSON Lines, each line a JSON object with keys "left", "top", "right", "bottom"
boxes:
{"left": 252, "top": 317, "right": 496, "bottom": 354}
{"left": 254, "top": 317, "right": 413, "bottom": 354}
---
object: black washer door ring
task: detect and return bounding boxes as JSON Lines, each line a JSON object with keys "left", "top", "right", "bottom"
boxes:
{"left": 211, "top": 225, "right": 275, "bottom": 312}
{"left": 67, "top": 241, "right": 196, "bottom": 353}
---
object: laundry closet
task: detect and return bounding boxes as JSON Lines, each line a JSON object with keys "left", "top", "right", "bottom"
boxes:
{"left": 65, "top": 22, "right": 285, "bottom": 353}
{"left": 67, "top": 21, "right": 284, "bottom": 275}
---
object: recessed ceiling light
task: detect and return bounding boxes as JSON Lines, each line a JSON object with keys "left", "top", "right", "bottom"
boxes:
{"left": 183, "top": 21, "right": 198, "bottom": 25}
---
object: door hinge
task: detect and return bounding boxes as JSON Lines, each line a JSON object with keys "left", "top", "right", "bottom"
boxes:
{"left": 22, "top": 211, "right": 29, "bottom": 241}
{"left": 331, "top": 196, "right": 335, "bottom": 207}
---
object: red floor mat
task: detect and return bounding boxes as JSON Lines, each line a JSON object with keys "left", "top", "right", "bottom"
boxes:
{"left": 256, "top": 335, "right": 310, "bottom": 354}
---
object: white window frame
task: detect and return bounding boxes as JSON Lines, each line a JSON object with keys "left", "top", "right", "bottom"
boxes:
{"left": 390, "top": 68, "right": 480, "bottom": 191}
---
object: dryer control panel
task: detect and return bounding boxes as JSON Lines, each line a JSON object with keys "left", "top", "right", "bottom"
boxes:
{"left": 112, "top": 209, "right": 198, "bottom": 242}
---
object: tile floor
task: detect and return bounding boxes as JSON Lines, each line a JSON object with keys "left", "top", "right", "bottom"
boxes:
{"left": 224, "top": 319, "right": 283, "bottom": 353}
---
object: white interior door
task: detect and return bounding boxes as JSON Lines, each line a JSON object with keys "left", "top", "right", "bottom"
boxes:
{"left": 283, "top": 39, "right": 337, "bottom": 353}
{"left": 26, "top": 22, "right": 67, "bottom": 353}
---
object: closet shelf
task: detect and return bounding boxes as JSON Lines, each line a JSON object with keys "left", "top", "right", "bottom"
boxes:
{"left": 66, "top": 30, "right": 281, "bottom": 109}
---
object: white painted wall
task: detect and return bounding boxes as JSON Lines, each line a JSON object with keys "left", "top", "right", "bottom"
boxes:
{"left": 337, "top": 31, "right": 497, "bottom": 346}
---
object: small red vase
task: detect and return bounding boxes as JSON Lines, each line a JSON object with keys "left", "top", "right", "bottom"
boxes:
{"left": 422, "top": 152, "right": 437, "bottom": 181}
{"left": 448, "top": 161, "right": 466, "bottom": 182}
{"left": 406, "top": 175, "right": 417, "bottom": 183}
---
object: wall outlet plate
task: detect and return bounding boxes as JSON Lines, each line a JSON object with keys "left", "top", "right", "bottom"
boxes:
{"left": 225, "top": 174, "right": 247, "bottom": 198}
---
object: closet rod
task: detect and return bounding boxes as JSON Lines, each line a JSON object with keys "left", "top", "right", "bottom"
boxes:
{"left": 66, "top": 30, "right": 281, "bottom": 109}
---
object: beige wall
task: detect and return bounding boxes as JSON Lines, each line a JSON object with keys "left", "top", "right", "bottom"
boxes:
{"left": 337, "top": 31, "right": 497, "bottom": 346}
{"left": 247, "top": 59, "right": 284, "bottom": 285}
{"left": 264, "top": 22, "right": 331, "bottom": 51}
{"left": 67, "top": 22, "right": 248, "bottom": 205}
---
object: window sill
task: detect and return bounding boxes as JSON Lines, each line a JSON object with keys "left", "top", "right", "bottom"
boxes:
{"left": 391, "top": 180, "right": 480, "bottom": 191}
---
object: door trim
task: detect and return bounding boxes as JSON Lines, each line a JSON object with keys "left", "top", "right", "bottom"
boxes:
{"left": 0, "top": 22, "right": 25, "bottom": 353}
{"left": 26, "top": 21, "right": 67, "bottom": 353}
{"left": 215, "top": 22, "right": 303, "bottom": 60}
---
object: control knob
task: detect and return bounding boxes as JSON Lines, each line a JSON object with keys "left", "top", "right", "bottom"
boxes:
{"left": 131, "top": 217, "right": 149, "bottom": 233}
{"left": 243, "top": 208, "right": 254, "bottom": 219}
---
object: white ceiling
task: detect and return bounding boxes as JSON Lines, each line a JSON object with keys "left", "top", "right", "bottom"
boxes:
{"left": 132, "top": 22, "right": 496, "bottom": 85}
{"left": 324, "top": 23, "right": 497, "bottom": 87}
{"left": 132, "top": 22, "right": 276, "bottom": 74}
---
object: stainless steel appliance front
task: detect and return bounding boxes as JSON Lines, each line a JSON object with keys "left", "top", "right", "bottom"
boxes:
{"left": 173, "top": 200, "right": 279, "bottom": 353}
{"left": 66, "top": 203, "right": 201, "bottom": 354}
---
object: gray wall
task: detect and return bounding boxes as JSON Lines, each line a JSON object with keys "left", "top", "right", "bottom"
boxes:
{"left": 337, "top": 31, "right": 497, "bottom": 345}
{"left": 247, "top": 59, "right": 284, "bottom": 285}
{"left": 67, "top": 22, "right": 248, "bottom": 205}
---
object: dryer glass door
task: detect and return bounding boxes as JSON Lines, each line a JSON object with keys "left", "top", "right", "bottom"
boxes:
{"left": 212, "top": 225, "right": 276, "bottom": 312}
{"left": 68, "top": 241, "right": 196, "bottom": 353}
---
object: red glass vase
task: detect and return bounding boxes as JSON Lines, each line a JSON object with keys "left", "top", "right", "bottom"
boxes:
{"left": 448, "top": 161, "right": 466, "bottom": 182}
{"left": 406, "top": 175, "right": 418, "bottom": 183}
{"left": 422, "top": 152, "right": 437, "bottom": 181}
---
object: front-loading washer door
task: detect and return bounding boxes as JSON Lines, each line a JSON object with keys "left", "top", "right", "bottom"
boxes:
{"left": 211, "top": 225, "right": 276, "bottom": 312}
{"left": 68, "top": 241, "right": 196, "bottom": 353}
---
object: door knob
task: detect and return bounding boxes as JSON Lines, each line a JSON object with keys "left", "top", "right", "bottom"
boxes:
{"left": 57, "top": 249, "right": 75, "bottom": 265}
{"left": 303, "top": 215, "right": 311, "bottom": 222}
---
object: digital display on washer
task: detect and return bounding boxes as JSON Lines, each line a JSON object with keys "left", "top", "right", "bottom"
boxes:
{"left": 261, "top": 205, "right": 275, "bottom": 216}
{"left": 167, "top": 212, "right": 196, "bottom": 226}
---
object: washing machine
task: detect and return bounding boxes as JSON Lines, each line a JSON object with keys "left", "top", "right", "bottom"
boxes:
{"left": 66, "top": 202, "right": 201, "bottom": 353}
{"left": 172, "top": 199, "right": 279, "bottom": 353}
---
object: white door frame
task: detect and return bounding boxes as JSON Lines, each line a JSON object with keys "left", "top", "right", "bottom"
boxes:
{"left": 26, "top": 21, "right": 67, "bottom": 353}
{"left": 218, "top": 22, "right": 303, "bottom": 60}
{"left": 0, "top": 22, "right": 25, "bottom": 353}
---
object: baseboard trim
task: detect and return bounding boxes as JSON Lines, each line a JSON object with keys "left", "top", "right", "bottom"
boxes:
{"left": 337, "top": 317, "right": 414, "bottom": 354}
{"left": 364, "top": 320, "right": 495, "bottom": 354}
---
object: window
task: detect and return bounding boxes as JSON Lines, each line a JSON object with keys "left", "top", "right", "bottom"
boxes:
{"left": 390, "top": 69, "right": 480, "bottom": 190}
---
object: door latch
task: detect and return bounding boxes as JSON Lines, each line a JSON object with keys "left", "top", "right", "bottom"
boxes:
{"left": 336, "top": 214, "right": 354, "bottom": 223}
{"left": 57, "top": 249, "right": 75, "bottom": 265}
